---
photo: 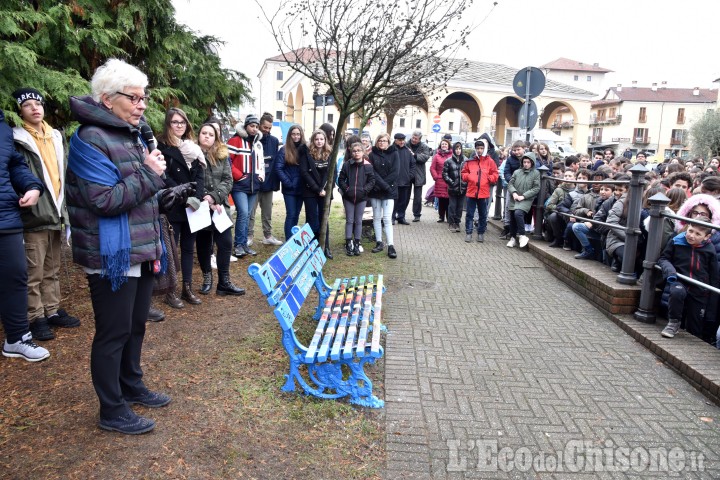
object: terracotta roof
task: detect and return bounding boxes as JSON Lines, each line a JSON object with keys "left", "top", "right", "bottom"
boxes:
{"left": 265, "top": 48, "right": 335, "bottom": 63}
{"left": 607, "top": 87, "right": 717, "bottom": 103}
{"left": 540, "top": 58, "right": 612, "bottom": 73}
{"left": 449, "top": 59, "right": 595, "bottom": 96}
{"left": 591, "top": 99, "right": 622, "bottom": 107}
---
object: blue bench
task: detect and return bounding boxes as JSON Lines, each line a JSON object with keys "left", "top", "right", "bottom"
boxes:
{"left": 247, "top": 224, "right": 385, "bottom": 408}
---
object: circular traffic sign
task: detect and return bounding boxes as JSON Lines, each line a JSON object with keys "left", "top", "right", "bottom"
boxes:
{"left": 431, "top": 124, "right": 442, "bottom": 133}
{"left": 432, "top": 115, "right": 441, "bottom": 124}
{"left": 513, "top": 67, "right": 546, "bottom": 99}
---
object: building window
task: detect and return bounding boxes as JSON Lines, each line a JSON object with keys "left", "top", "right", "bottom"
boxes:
{"left": 677, "top": 108, "right": 685, "bottom": 124}
{"left": 276, "top": 71, "right": 283, "bottom": 81}
{"left": 587, "top": 75, "right": 592, "bottom": 81}
{"left": 327, "top": 113, "right": 334, "bottom": 123}
{"left": 276, "top": 91, "right": 283, "bottom": 101}
{"left": 276, "top": 111, "right": 282, "bottom": 121}
{"left": 574, "top": 75, "right": 579, "bottom": 81}
{"left": 609, "top": 107, "right": 616, "bottom": 119}
{"left": 591, "top": 127, "right": 602, "bottom": 143}
{"left": 399, "top": 118, "right": 406, "bottom": 128}
{"left": 597, "top": 109, "right": 606, "bottom": 121}
{"left": 416, "top": 119, "right": 421, "bottom": 129}
{"left": 638, "top": 107, "right": 647, "bottom": 123}
{"left": 671, "top": 129, "right": 687, "bottom": 145}
{"left": 448, "top": 122, "right": 454, "bottom": 131}
{"left": 633, "top": 128, "right": 649, "bottom": 143}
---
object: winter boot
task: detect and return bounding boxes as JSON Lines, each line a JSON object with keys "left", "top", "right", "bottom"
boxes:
{"left": 371, "top": 241, "right": 385, "bottom": 253}
{"left": 199, "top": 271, "right": 213, "bottom": 295}
{"left": 352, "top": 240, "right": 361, "bottom": 256}
{"left": 345, "top": 239, "right": 354, "bottom": 256}
{"left": 181, "top": 282, "right": 202, "bottom": 305}
{"left": 217, "top": 272, "right": 246, "bottom": 296}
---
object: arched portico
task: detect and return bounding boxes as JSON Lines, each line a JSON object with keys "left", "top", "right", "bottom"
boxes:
{"left": 384, "top": 88, "right": 430, "bottom": 133}
{"left": 438, "top": 91, "right": 483, "bottom": 132}
{"left": 492, "top": 96, "right": 523, "bottom": 146}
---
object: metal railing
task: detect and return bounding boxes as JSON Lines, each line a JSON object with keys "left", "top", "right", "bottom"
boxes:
{"left": 634, "top": 195, "right": 720, "bottom": 323}
{"left": 534, "top": 164, "right": 648, "bottom": 285}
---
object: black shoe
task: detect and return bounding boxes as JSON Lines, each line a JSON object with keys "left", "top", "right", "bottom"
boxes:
{"left": 345, "top": 239, "right": 354, "bottom": 256}
{"left": 233, "top": 246, "right": 247, "bottom": 258}
{"left": 498, "top": 227, "right": 509, "bottom": 239}
{"left": 574, "top": 249, "right": 595, "bottom": 260}
{"left": 29, "top": 317, "right": 55, "bottom": 341}
{"left": 398, "top": 219, "right": 410, "bottom": 225}
{"left": 99, "top": 411, "right": 155, "bottom": 435}
{"left": 199, "top": 271, "right": 213, "bottom": 295}
{"left": 217, "top": 273, "right": 246, "bottom": 296}
{"left": 47, "top": 309, "right": 80, "bottom": 328}
{"left": 352, "top": 240, "right": 361, "bottom": 256}
{"left": 412, "top": 217, "right": 421, "bottom": 222}
{"left": 242, "top": 245, "right": 257, "bottom": 256}
{"left": 387, "top": 245, "right": 397, "bottom": 259}
{"left": 437, "top": 219, "right": 445, "bottom": 223}
{"left": 548, "top": 240, "right": 562, "bottom": 248}
{"left": 124, "top": 390, "right": 171, "bottom": 408}
{"left": 371, "top": 241, "right": 384, "bottom": 253}
{"left": 611, "top": 259, "right": 621, "bottom": 272}
{"left": 164, "top": 292, "right": 184, "bottom": 309}
{"left": 324, "top": 246, "right": 333, "bottom": 260}
{"left": 147, "top": 306, "right": 165, "bottom": 322}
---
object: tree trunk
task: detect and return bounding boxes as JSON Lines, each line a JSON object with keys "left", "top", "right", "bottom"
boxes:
{"left": 318, "top": 112, "right": 350, "bottom": 255}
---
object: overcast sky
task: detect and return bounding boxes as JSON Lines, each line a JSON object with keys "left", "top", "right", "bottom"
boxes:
{"left": 173, "top": 0, "right": 719, "bottom": 104}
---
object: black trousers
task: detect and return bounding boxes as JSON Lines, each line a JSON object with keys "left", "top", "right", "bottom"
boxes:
{"left": 448, "top": 194, "right": 464, "bottom": 225}
{"left": 0, "top": 232, "right": 30, "bottom": 343}
{"left": 88, "top": 263, "right": 154, "bottom": 419}
{"left": 196, "top": 227, "right": 232, "bottom": 275}
{"left": 393, "top": 186, "right": 412, "bottom": 221}
{"left": 171, "top": 220, "right": 198, "bottom": 283}
{"left": 412, "top": 185, "right": 424, "bottom": 219}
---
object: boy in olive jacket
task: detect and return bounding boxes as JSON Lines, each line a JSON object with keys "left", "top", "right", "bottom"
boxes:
{"left": 507, "top": 152, "right": 541, "bottom": 249}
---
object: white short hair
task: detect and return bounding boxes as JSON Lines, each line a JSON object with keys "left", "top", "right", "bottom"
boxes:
{"left": 412, "top": 129, "right": 423, "bottom": 138}
{"left": 91, "top": 58, "right": 148, "bottom": 102}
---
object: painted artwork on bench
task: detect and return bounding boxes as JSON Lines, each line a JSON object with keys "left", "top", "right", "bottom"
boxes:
{"left": 248, "top": 224, "right": 385, "bottom": 408}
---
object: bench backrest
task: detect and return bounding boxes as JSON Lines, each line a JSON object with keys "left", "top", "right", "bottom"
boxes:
{"left": 248, "top": 224, "right": 326, "bottom": 331}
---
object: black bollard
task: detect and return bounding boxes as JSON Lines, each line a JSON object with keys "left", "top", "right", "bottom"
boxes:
{"left": 634, "top": 192, "right": 670, "bottom": 323}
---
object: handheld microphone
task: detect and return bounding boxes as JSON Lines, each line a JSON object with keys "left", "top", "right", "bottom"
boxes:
{"left": 139, "top": 124, "right": 157, "bottom": 152}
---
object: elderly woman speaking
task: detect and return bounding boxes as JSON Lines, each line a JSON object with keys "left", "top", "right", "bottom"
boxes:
{"left": 66, "top": 59, "right": 193, "bottom": 434}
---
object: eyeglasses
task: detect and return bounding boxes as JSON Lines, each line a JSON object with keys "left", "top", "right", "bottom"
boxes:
{"left": 690, "top": 210, "right": 711, "bottom": 218}
{"left": 115, "top": 92, "right": 150, "bottom": 105}
{"left": 171, "top": 120, "right": 187, "bottom": 127}
{"left": 377, "top": 139, "right": 389, "bottom": 144}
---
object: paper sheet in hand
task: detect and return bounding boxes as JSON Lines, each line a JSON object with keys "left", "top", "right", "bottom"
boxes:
{"left": 212, "top": 208, "right": 233, "bottom": 233}
{"left": 186, "top": 200, "right": 211, "bottom": 233}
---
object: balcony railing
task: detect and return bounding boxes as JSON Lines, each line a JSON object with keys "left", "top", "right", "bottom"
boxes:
{"left": 634, "top": 137, "right": 650, "bottom": 145}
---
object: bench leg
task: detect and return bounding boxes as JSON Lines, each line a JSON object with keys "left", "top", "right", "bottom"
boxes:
{"left": 306, "top": 358, "right": 384, "bottom": 408}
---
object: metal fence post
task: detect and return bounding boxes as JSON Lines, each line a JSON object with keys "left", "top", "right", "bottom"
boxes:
{"left": 493, "top": 184, "right": 504, "bottom": 220}
{"left": 617, "top": 164, "right": 647, "bottom": 285}
{"left": 533, "top": 165, "right": 550, "bottom": 239}
{"left": 634, "top": 192, "right": 671, "bottom": 323}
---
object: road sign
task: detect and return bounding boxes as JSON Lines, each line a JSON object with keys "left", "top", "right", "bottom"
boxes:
{"left": 432, "top": 115, "right": 441, "bottom": 124}
{"left": 431, "top": 124, "right": 442, "bottom": 133}
{"left": 513, "top": 67, "right": 546, "bottom": 99}
{"left": 518, "top": 100, "right": 538, "bottom": 131}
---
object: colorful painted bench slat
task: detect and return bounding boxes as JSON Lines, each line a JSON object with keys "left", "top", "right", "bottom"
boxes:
{"left": 248, "top": 224, "right": 385, "bottom": 408}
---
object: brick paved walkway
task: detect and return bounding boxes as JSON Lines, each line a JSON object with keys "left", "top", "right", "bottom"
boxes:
{"left": 383, "top": 212, "right": 720, "bottom": 479}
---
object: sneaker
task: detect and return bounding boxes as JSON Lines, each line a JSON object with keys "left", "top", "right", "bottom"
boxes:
{"left": 47, "top": 309, "right": 81, "bottom": 328}
{"left": 147, "top": 306, "right": 166, "bottom": 323}
{"left": 211, "top": 254, "right": 218, "bottom": 269}
{"left": 465, "top": 233, "right": 472, "bottom": 243}
{"left": 412, "top": 217, "right": 421, "bottom": 222}
{"left": 574, "top": 248, "right": 595, "bottom": 260}
{"left": 518, "top": 235, "right": 529, "bottom": 248}
{"left": 229, "top": 255, "right": 238, "bottom": 262}
{"left": 661, "top": 320, "right": 681, "bottom": 338}
{"left": 99, "top": 411, "right": 155, "bottom": 435}
{"left": 29, "top": 317, "right": 55, "bottom": 341}
{"left": 262, "top": 235, "right": 283, "bottom": 246}
{"left": 506, "top": 237, "right": 517, "bottom": 248}
{"left": 124, "top": 390, "right": 172, "bottom": 408}
{"left": 243, "top": 245, "right": 257, "bottom": 256}
{"left": 247, "top": 235, "right": 254, "bottom": 247}
{"left": 371, "top": 241, "right": 384, "bottom": 253}
{"left": 477, "top": 233, "right": 484, "bottom": 243}
{"left": 233, "top": 246, "right": 247, "bottom": 258}
{"left": 2, "top": 333, "right": 50, "bottom": 362}
{"left": 387, "top": 245, "right": 397, "bottom": 259}
{"left": 562, "top": 240, "right": 571, "bottom": 251}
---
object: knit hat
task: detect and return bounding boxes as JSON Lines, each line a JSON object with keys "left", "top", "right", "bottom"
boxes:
{"left": 244, "top": 114, "right": 260, "bottom": 127}
{"left": 12, "top": 88, "right": 44, "bottom": 108}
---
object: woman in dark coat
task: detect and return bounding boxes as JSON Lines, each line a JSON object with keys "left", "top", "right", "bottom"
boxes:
{"left": 300, "top": 129, "right": 332, "bottom": 241}
{"left": 275, "top": 124, "right": 306, "bottom": 240}
{"left": 157, "top": 107, "right": 205, "bottom": 308}
{"left": 368, "top": 133, "right": 399, "bottom": 259}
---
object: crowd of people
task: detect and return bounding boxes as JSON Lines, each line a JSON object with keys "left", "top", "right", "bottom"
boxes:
{"left": 3, "top": 57, "right": 720, "bottom": 435}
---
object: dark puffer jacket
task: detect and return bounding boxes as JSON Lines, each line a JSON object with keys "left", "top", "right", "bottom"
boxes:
{"left": 65, "top": 96, "right": 165, "bottom": 269}
{"left": 442, "top": 153, "right": 466, "bottom": 196}
{"left": 275, "top": 144, "right": 304, "bottom": 196}
{"left": 0, "top": 109, "right": 44, "bottom": 232}
{"left": 368, "top": 144, "right": 399, "bottom": 200}
{"left": 158, "top": 141, "right": 205, "bottom": 223}
{"left": 338, "top": 158, "right": 375, "bottom": 204}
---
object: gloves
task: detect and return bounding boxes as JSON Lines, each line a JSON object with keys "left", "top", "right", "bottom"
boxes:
{"left": 158, "top": 182, "right": 197, "bottom": 213}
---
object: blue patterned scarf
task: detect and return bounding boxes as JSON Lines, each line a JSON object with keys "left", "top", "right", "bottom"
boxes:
{"left": 68, "top": 130, "right": 131, "bottom": 291}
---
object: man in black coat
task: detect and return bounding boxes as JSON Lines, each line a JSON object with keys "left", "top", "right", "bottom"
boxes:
{"left": 392, "top": 133, "right": 416, "bottom": 225}
{"left": 407, "top": 130, "right": 432, "bottom": 221}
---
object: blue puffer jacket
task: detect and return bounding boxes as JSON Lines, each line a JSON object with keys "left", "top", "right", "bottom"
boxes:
{"left": 274, "top": 146, "right": 303, "bottom": 196}
{"left": 0, "top": 109, "right": 44, "bottom": 232}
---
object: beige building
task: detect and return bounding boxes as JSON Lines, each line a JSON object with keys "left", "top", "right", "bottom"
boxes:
{"left": 581, "top": 84, "right": 717, "bottom": 160}
{"left": 257, "top": 51, "right": 597, "bottom": 149}
{"left": 540, "top": 58, "right": 612, "bottom": 98}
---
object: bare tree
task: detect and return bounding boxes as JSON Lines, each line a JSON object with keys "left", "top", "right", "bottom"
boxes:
{"left": 257, "top": 0, "right": 474, "bottom": 251}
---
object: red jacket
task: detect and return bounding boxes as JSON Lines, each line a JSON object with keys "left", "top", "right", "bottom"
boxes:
{"left": 461, "top": 154, "right": 498, "bottom": 199}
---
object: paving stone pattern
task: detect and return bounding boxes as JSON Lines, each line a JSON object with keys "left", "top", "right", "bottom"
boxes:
{"left": 383, "top": 214, "right": 720, "bottom": 479}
